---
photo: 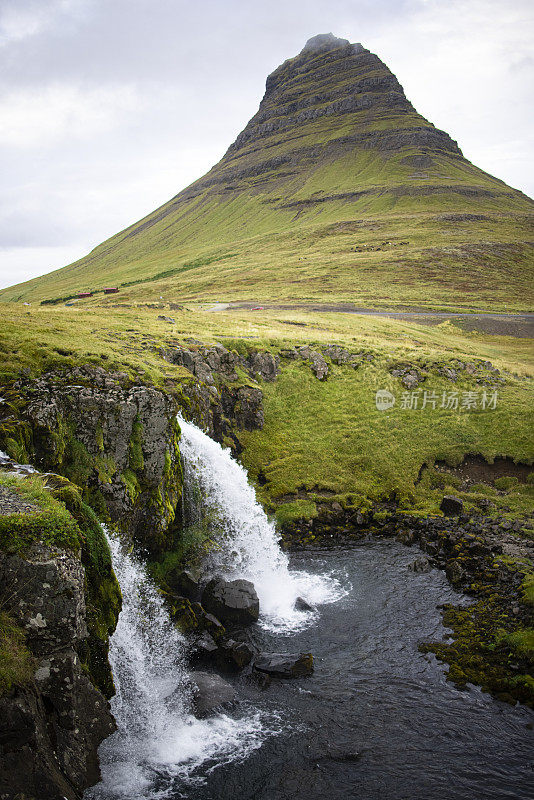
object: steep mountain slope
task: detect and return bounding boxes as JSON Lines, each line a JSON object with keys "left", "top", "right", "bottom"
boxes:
{"left": 3, "top": 33, "right": 533, "bottom": 309}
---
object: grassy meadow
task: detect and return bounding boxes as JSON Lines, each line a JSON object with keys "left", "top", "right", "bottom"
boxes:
{"left": 1, "top": 302, "right": 532, "bottom": 524}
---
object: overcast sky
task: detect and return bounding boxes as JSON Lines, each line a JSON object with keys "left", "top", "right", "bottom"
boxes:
{"left": 1, "top": 0, "right": 533, "bottom": 290}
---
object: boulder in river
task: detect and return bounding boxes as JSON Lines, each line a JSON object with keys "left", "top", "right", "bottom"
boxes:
{"left": 294, "top": 596, "right": 316, "bottom": 611}
{"left": 202, "top": 577, "right": 259, "bottom": 625}
{"left": 191, "top": 631, "right": 219, "bottom": 664}
{"left": 216, "top": 638, "right": 254, "bottom": 671}
{"left": 254, "top": 652, "right": 314, "bottom": 678}
{"left": 166, "top": 568, "right": 202, "bottom": 601}
{"left": 440, "top": 495, "right": 464, "bottom": 516}
{"left": 191, "top": 671, "right": 236, "bottom": 718}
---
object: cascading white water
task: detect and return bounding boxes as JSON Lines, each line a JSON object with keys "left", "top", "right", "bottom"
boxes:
{"left": 179, "top": 417, "right": 347, "bottom": 633}
{"left": 87, "top": 533, "right": 269, "bottom": 800}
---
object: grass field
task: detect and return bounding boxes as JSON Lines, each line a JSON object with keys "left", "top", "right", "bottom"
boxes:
{"left": 1, "top": 302, "right": 532, "bottom": 523}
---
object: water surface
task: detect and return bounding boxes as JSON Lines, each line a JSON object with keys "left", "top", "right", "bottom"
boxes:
{"left": 182, "top": 542, "right": 534, "bottom": 800}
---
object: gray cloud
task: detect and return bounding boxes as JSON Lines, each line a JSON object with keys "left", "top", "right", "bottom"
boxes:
{"left": 0, "top": 0, "right": 532, "bottom": 288}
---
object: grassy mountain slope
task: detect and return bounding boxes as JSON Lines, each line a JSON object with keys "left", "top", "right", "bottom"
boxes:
{"left": 2, "top": 34, "right": 533, "bottom": 309}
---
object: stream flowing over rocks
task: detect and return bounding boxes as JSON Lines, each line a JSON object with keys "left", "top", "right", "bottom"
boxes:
{"left": 82, "top": 422, "right": 533, "bottom": 800}
{"left": 87, "top": 538, "right": 534, "bottom": 800}
{"left": 2, "top": 421, "right": 532, "bottom": 800}
{"left": 178, "top": 418, "right": 345, "bottom": 633}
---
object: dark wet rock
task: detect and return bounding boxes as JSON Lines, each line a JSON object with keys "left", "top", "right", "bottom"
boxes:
{"left": 254, "top": 652, "right": 314, "bottom": 678}
{"left": 171, "top": 596, "right": 201, "bottom": 633}
{"left": 294, "top": 596, "right": 316, "bottom": 611}
{"left": 191, "top": 671, "right": 236, "bottom": 718}
{"left": 396, "top": 529, "right": 416, "bottom": 545}
{"left": 279, "top": 347, "right": 299, "bottom": 360}
{"left": 216, "top": 638, "right": 255, "bottom": 671}
{"left": 0, "top": 543, "right": 115, "bottom": 800}
{"left": 202, "top": 577, "right": 260, "bottom": 625}
{"left": 157, "top": 315, "right": 175, "bottom": 323}
{"left": 170, "top": 596, "right": 226, "bottom": 639}
{"left": 190, "top": 603, "right": 226, "bottom": 639}
{"left": 246, "top": 670, "right": 272, "bottom": 690}
{"left": 445, "top": 560, "right": 467, "bottom": 586}
{"left": 0, "top": 544, "right": 87, "bottom": 656}
{"left": 408, "top": 556, "right": 431, "bottom": 573}
{"left": 166, "top": 568, "right": 201, "bottom": 601}
{"left": 440, "top": 495, "right": 464, "bottom": 516}
{"left": 191, "top": 631, "right": 219, "bottom": 664}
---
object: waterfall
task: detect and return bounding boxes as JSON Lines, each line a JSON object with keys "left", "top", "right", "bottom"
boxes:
{"left": 87, "top": 533, "right": 269, "bottom": 800}
{"left": 178, "top": 417, "right": 346, "bottom": 633}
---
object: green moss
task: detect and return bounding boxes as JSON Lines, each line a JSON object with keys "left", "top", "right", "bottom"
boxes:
{"left": 0, "top": 611, "right": 35, "bottom": 697}
{"left": 84, "top": 486, "right": 109, "bottom": 520}
{"left": 169, "top": 596, "right": 199, "bottom": 633}
{"left": 521, "top": 573, "right": 534, "bottom": 606}
{"left": 164, "top": 448, "right": 172, "bottom": 480}
{"left": 62, "top": 434, "right": 94, "bottom": 486}
{"left": 497, "top": 628, "right": 534, "bottom": 660}
{"left": 422, "top": 595, "right": 534, "bottom": 708}
{"left": 78, "top": 510, "right": 121, "bottom": 698}
{"left": 46, "top": 480, "right": 121, "bottom": 697}
{"left": 275, "top": 499, "right": 318, "bottom": 526}
{"left": 121, "top": 468, "right": 141, "bottom": 502}
{"left": 494, "top": 476, "right": 519, "bottom": 491}
{"left": 0, "top": 474, "right": 81, "bottom": 554}
{"left": 149, "top": 520, "right": 214, "bottom": 584}
{"left": 3, "top": 436, "right": 30, "bottom": 465}
{"left": 95, "top": 454, "right": 117, "bottom": 484}
{"left": 128, "top": 416, "right": 144, "bottom": 472}
{"left": 96, "top": 422, "right": 104, "bottom": 452}
{"left": 0, "top": 475, "right": 121, "bottom": 697}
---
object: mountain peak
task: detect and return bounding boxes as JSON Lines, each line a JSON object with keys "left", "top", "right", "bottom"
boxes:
{"left": 301, "top": 33, "right": 351, "bottom": 54}
{"left": 2, "top": 34, "right": 531, "bottom": 310}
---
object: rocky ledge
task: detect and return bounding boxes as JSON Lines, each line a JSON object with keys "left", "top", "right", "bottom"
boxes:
{"left": 1, "top": 366, "right": 182, "bottom": 554}
{"left": 0, "top": 470, "right": 121, "bottom": 800}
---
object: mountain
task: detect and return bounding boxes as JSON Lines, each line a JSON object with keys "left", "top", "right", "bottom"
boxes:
{"left": 3, "top": 33, "right": 533, "bottom": 310}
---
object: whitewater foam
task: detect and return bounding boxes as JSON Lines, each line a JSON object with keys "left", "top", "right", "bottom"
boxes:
{"left": 178, "top": 417, "right": 348, "bottom": 633}
{"left": 87, "top": 533, "right": 274, "bottom": 800}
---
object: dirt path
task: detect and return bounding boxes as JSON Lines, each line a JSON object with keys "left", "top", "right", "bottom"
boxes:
{"left": 215, "top": 302, "right": 534, "bottom": 337}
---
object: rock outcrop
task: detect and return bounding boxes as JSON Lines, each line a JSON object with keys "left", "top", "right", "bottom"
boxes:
{"left": 0, "top": 531, "right": 119, "bottom": 799}
{"left": 202, "top": 577, "right": 260, "bottom": 626}
{"left": 191, "top": 671, "right": 236, "bottom": 718}
{"left": 1, "top": 366, "right": 182, "bottom": 554}
{"left": 254, "top": 652, "right": 314, "bottom": 678}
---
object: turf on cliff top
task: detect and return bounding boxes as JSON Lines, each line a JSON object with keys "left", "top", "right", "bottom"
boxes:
{"left": 2, "top": 33, "right": 533, "bottom": 311}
